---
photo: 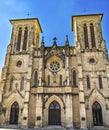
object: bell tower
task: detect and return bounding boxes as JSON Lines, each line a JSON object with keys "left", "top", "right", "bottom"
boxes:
{"left": 10, "top": 18, "right": 42, "bottom": 53}
{"left": 0, "top": 18, "right": 42, "bottom": 127}
{"left": 72, "top": 14, "right": 107, "bottom": 52}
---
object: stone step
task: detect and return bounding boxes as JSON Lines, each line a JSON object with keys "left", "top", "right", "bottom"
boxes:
{"left": 92, "top": 126, "right": 109, "bottom": 130}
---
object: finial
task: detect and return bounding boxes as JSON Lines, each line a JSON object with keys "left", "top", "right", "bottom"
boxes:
{"left": 53, "top": 37, "right": 57, "bottom": 46}
{"left": 53, "top": 37, "right": 57, "bottom": 43}
{"left": 41, "top": 36, "right": 45, "bottom": 46}
{"left": 26, "top": 12, "right": 31, "bottom": 17}
{"left": 65, "top": 35, "right": 69, "bottom": 45}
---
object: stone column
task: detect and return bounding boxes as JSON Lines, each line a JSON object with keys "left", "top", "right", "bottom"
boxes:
{"left": 21, "top": 79, "right": 30, "bottom": 128}
{"left": 87, "top": 25, "right": 91, "bottom": 49}
{"left": 78, "top": 65, "right": 87, "bottom": 129}
{"left": 35, "top": 94, "right": 43, "bottom": 128}
{"left": 79, "top": 80, "right": 87, "bottom": 129}
{"left": 21, "top": 53, "right": 33, "bottom": 128}
{"left": 38, "top": 58, "right": 43, "bottom": 86}
{"left": 20, "top": 29, "right": 24, "bottom": 51}
{"left": 65, "top": 57, "right": 70, "bottom": 86}
{"left": 77, "top": 53, "right": 87, "bottom": 129}
{"left": 65, "top": 94, "right": 73, "bottom": 128}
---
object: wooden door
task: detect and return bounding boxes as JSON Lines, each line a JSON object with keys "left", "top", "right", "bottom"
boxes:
{"left": 92, "top": 101, "right": 103, "bottom": 126}
{"left": 9, "top": 102, "right": 19, "bottom": 124}
{"left": 48, "top": 101, "right": 61, "bottom": 125}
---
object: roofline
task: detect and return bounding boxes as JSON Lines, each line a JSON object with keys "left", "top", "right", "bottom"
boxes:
{"left": 10, "top": 18, "right": 43, "bottom": 33}
{"left": 72, "top": 13, "right": 103, "bottom": 31}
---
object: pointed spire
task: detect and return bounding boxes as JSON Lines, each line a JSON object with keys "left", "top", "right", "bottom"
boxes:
{"left": 41, "top": 36, "right": 45, "bottom": 46}
{"left": 65, "top": 35, "right": 69, "bottom": 45}
{"left": 53, "top": 37, "right": 57, "bottom": 46}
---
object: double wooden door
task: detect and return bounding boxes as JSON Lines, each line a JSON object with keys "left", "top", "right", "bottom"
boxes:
{"left": 48, "top": 101, "right": 61, "bottom": 125}
{"left": 9, "top": 102, "right": 19, "bottom": 124}
{"left": 92, "top": 102, "right": 103, "bottom": 126}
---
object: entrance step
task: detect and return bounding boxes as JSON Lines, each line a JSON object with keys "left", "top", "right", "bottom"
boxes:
{"left": 93, "top": 126, "right": 109, "bottom": 130}
{"left": 42, "top": 125, "right": 66, "bottom": 130}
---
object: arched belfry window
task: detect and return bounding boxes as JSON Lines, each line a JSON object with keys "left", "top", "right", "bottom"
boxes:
{"left": 72, "top": 70, "right": 77, "bottom": 87}
{"left": 90, "top": 23, "right": 96, "bottom": 48}
{"left": 83, "top": 24, "right": 89, "bottom": 48}
{"left": 20, "top": 77, "right": 24, "bottom": 90}
{"left": 9, "top": 102, "right": 19, "bottom": 124}
{"left": 16, "top": 27, "right": 22, "bottom": 51}
{"left": 23, "top": 27, "right": 28, "bottom": 50}
{"left": 9, "top": 77, "right": 14, "bottom": 91}
{"left": 87, "top": 75, "right": 90, "bottom": 89}
{"left": 34, "top": 71, "right": 38, "bottom": 87}
{"left": 92, "top": 101, "right": 103, "bottom": 126}
{"left": 98, "top": 75, "right": 103, "bottom": 89}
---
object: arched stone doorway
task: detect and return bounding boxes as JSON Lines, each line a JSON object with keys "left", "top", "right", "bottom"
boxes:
{"left": 92, "top": 101, "right": 103, "bottom": 126}
{"left": 9, "top": 102, "right": 19, "bottom": 124}
{"left": 48, "top": 101, "right": 61, "bottom": 125}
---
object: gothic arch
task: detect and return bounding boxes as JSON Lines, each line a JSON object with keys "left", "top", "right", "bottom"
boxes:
{"left": 87, "top": 90, "right": 105, "bottom": 127}
{"left": 4, "top": 95, "right": 23, "bottom": 125}
{"left": 89, "top": 20, "right": 95, "bottom": 25}
{"left": 43, "top": 95, "right": 65, "bottom": 126}
{"left": 46, "top": 55, "right": 64, "bottom": 68}
{"left": 71, "top": 68, "right": 78, "bottom": 87}
{"left": 16, "top": 25, "right": 22, "bottom": 31}
{"left": 9, "top": 101, "right": 19, "bottom": 124}
{"left": 45, "top": 95, "right": 64, "bottom": 109}
{"left": 23, "top": 24, "right": 30, "bottom": 30}
{"left": 92, "top": 101, "right": 103, "bottom": 126}
{"left": 32, "top": 69, "right": 38, "bottom": 87}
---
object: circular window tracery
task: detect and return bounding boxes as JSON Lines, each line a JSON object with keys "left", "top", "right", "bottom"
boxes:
{"left": 50, "top": 61, "right": 60, "bottom": 72}
{"left": 89, "top": 58, "right": 95, "bottom": 63}
{"left": 88, "top": 57, "right": 97, "bottom": 65}
{"left": 16, "top": 60, "right": 22, "bottom": 67}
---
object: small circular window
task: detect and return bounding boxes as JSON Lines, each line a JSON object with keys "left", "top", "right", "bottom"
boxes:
{"left": 16, "top": 60, "right": 22, "bottom": 67}
{"left": 50, "top": 61, "right": 60, "bottom": 72}
{"left": 89, "top": 58, "right": 95, "bottom": 63}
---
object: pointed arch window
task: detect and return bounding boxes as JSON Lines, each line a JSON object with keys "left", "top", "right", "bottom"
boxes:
{"left": 20, "top": 77, "right": 24, "bottom": 91}
{"left": 48, "top": 75, "right": 50, "bottom": 87}
{"left": 60, "top": 75, "right": 62, "bottom": 86}
{"left": 72, "top": 70, "right": 77, "bottom": 87}
{"left": 34, "top": 71, "right": 38, "bottom": 87}
{"left": 9, "top": 77, "right": 14, "bottom": 91}
{"left": 90, "top": 23, "right": 96, "bottom": 48}
{"left": 98, "top": 75, "right": 103, "bottom": 89}
{"left": 87, "top": 75, "right": 90, "bottom": 89}
{"left": 23, "top": 27, "right": 28, "bottom": 50}
{"left": 16, "top": 27, "right": 22, "bottom": 51}
{"left": 83, "top": 24, "right": 89, "bottom": 48}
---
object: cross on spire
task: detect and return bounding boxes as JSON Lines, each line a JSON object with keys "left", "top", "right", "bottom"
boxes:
{"left": 26, "top": 12, "right": 31, "bottom": 17}
{"left": 53, "top": 37, "right": 57, "bottom": 42}
{"left": 53, "top": 37, "right": 57, "bottom": 47}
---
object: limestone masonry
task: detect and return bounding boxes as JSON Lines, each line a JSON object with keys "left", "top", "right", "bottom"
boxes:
{"left": 0, "top": 14, "right": 109, "bottom": 129}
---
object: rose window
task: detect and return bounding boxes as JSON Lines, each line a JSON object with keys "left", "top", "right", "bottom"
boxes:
{"left": 50, "top": 61, "right": 60, "bottom": 72}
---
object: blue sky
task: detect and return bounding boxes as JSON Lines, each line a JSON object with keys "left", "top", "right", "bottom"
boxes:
{"left": 0, "top": 0, "right": 109, "bottom": 73}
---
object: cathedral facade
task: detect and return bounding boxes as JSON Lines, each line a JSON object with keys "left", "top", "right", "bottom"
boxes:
{"left": 0, "top": 14, "right": 109, "bottom": 129}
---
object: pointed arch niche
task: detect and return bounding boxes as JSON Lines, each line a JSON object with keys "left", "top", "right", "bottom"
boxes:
{"left": 43, "top": 95, "right": 65, "bottom": 127}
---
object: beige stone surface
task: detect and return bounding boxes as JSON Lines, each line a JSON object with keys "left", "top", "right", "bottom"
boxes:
{"left": 0, "top": 14, "right": 109, "bottom": 130}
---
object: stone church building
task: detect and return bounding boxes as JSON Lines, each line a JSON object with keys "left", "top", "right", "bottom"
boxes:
{"left": 0, "top": 14, "right": 109, "bottom": 129}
